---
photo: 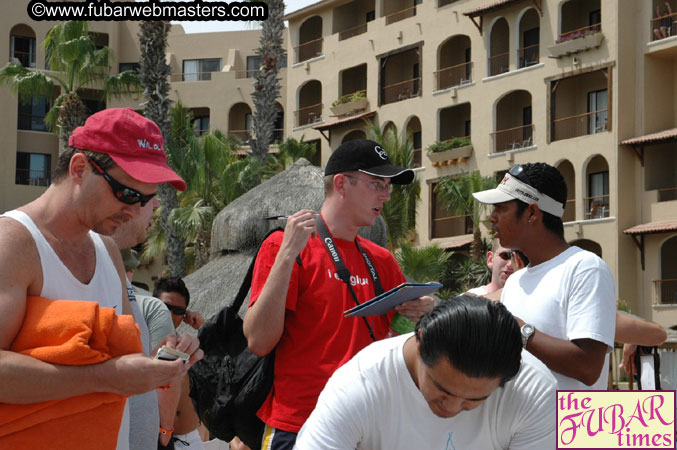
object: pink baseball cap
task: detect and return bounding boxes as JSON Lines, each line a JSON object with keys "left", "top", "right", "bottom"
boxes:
{"left": 69, "top": 108, "right": 186, "bottom": 191}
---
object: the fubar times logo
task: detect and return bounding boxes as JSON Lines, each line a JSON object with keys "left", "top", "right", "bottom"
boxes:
{"left": 557, "top": 390, "right": 676, "bottom": 449}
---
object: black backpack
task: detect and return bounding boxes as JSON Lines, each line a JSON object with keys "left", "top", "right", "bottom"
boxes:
{"left": 188, "top": 228, "right": 295, "bottom": 450}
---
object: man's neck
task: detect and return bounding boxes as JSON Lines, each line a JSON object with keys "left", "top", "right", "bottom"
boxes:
{"left": 521, "top": 233, "right": 569, "bottom": 267}
{"left": 22, "top": 187, "right": 91, "bottom": 243}
{"left": 320, "top": 203, "right": 359, "bottom": 241}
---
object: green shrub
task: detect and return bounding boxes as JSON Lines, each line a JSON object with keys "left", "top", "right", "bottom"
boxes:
{"left": 426, "top": 136, "right": 471, "bottom": 154}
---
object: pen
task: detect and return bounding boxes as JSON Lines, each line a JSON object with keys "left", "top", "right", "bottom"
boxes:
{"left": 264, "top": 215, "right": 289, "bottom": 220}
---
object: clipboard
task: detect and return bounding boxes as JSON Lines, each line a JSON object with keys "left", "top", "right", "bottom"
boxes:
{"left": 344, "top": 282, "right": 443, "bottom": 317}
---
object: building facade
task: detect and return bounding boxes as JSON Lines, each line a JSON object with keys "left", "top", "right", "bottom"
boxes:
{"left": 283, "top": 0, "right": 677, "bottom": 327}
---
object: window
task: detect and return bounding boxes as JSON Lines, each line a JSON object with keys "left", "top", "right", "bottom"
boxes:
{"left": 587, "top": 171, "right": 609, "bottom": 218}
{"left": 588, "top": 89, "right": 608, "bottom": 134}
{"left": 246, "top": 56, "right": 261, "bottom": 79}
{"left": 18, "top": 96, "right": 50, "bottom": 132}
{"left": 193, "top": 116, "right": 210, "bottom": 136}
{"left": 15, "top": 152, "right": 51, "bottom": 186}
{"left": 82, "top": 98, "right": 106, "bottom": 116}
{"left": 11, "top": 35, "right": 36, "bottom": 68}
{"left": 431, "top": 181, "right": 472, "bottom": 239}
{"left": 182, "top": 58, "right": 222, "bottom": 81}
{"left": 119, "top": 62, "right": 140, "bottom": 74}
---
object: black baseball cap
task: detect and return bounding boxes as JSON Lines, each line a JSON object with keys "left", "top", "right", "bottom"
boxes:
{"left": 324, "top": 139, "right": 414, "bottom": 184}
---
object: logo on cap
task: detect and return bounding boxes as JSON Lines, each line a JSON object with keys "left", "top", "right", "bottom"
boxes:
{"left": 374, "top": 145, "right": 388, "bottom": 160}
{"left": 137, "top": 139, "right": 164, "bottom": 152}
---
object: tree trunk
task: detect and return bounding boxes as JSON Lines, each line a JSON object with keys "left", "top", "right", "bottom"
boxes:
{"left": 471, "top": 225, "right": 483, "bottom": 262}
{"left": 138, "top": 21, "right": 186, "bottom": 277}
{"left": 58, "top": 91, "right": 87, "bottom": 155}
{"left": 250, "top": 0, "right": 285, "bottom": 161}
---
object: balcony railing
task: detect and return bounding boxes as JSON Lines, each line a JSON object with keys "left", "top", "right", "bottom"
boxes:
{"left": 385, "top": 6, "right": 416, "bottom": 25}
{"left": 18, "top": 113, "right": 48, "bottom": 132}
{"left": 432, "top": 213, "right": 473, "bottom": 239}
{"left": 562, "top": 198, "right": 576, "bottom": 222}
{"left": 558, "top": 23, "right": 601, "bottom": 43}
{"left": 235, "top": 70, "right": 259, "bottom": 79}
{"left": 584, "top": 194, "right": 609, "bottom": 219}
{"left": 435, "top": 62, "right": 473, "bottom": 90}
{"left": 518, "top": 44, "right": 539, "bottom": 68}
{"left": 339, "top": 23, "right": 368, "bottom": 41}
{"left": 295, "top": 38, "right": 323, "bottom": 63}
{"left": 230, "top": 129, "right": 252, "bottom": 143}
{"left": 169, "top": 72, "right": 215, "bottom": 82}
{"left": 382, "top": 77, "right": 421, "bottom": 105}
{"left": 273, "top": 128, "right": 284, "bottom": 143}
{"left": 653, "top": 278, "right": 677, "bottom": 305}
{"left": 15, "top": 168, "right": 51, "bottom": 187}
{"left": 488, "top": 52, "right": 509, "bottom": 76}
{"left": 491, "top": 124, "right": 533, "bottom": 152}
{"left": 651, "top": 12, "right": 677, "bottom": 41}
{"left": 552, "top": 110, "right": 608, "bottom": 141}
{"left": 295, "top": 103, "right": 323, "bottom": 126}
{"left": 11, "top": 50, "right": 36, "bottom": 68}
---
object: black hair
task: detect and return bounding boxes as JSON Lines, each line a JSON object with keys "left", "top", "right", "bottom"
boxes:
{"left": 513, "top": 163, "right": 566, "bottom": 239}
{"left": 415, "top": 295, "right": 521, "bottom": 386}
{"left": 153, "top": 276, "right": 190, "bottom": 307}
{"left": 52, "top": 148, "right": 115, "bottom": 183}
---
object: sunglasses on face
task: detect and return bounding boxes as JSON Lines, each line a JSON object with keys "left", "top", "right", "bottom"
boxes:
{"left": 163, "top": 303, "right": 187, "bottom": 316}
{"left": 496, "top": 250, "right": 513, "bottom": 261}
{"left": 78, "top": 151, "right": 156, "bottom": 207}
{"left": 344, "top": 175, "right": 393, "bottom": 193}
{"left": 508, "top": 164, "right": 532, "bottom": 186}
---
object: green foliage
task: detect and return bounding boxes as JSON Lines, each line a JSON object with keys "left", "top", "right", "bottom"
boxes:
{"left": 365, "top": 121, "right": 421, "bottom": 251}
{"left": 275, "top": 136, "right": 317, "bottom": 170}
{"left": 426, "top": 137, "right": 471, "bottom": 154}
{"left": 332, "top": 90, "right": 366, "bottom": 107}
{"left": 396, "top": 243, "right": 450, "bottom": 283}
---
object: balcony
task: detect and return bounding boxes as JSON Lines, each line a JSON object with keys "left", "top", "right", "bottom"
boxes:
{"left": 517, "top": 44, "right": 539, "bottom": 69}
{"left": 653, "top": 279, "right": 677, "bottom": 305}
{"left": 488, "top": 52, "right": 509, "bottom": 77}
{"left": 382, "top": 78, "right": 420, "bottom": 105}
{"left": 273, "top": 128, "right": 284, "bottom": 143}
{"left": 548, "top": 24, "right": 602, "bottom": 58}
{"left": 651, "top": 11, "right": 677, "bottom": 41}
{"left": 491, "top": 124, "right": 534, "bottom": 153}
{"left": 552, "top": 110, "right": 608, "bottom": 141}
{"left": 15, "top": 168, "right": 51, "bottom": 187}
{"left": 295, "top": 103, "right": 323, "bottom": 127}
{"left": 295, "top": 38, "right": 323, "bottom": 64}
{"left": 169, "top": 72, "right": 215, "bottom": 82}
{"left": 339, "top": 23, "right": 368, "bottom": 41}
{"left": 385, "top": 6, "right": 416, "bottom": 25}
{"left": 584, "top": 194, "right": 609, "bottom": 219}
{"left": 432, "top": 213, "right": 473, "bottom": 239}
{"left": 235, "top": 70, "right": 258, "bottom": 79}
{"left": 436, "top": 62, "right": 472, "bottom": 90}
{"left": 659, "top": 187, "right": 677, "bottom": 202}
{"left": 230, "top": 129, "right": 252, "bottom": 144}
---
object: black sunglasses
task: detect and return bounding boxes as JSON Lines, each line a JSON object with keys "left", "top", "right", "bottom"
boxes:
{"left": 496, "top": 250, "right": 513, "bottom": 261}
{"left": 163, "top": 303, "right": 187, "bottom": 316}
{"left": 508, "top": 164, "right": 531, "bottom": 186}
{"left": 79, "top": 151, "right": 156, "bottom": 207}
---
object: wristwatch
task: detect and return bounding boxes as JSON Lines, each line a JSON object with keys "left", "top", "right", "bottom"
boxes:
{"left": 520, "top": 323, "right": 535, "bottom": 348}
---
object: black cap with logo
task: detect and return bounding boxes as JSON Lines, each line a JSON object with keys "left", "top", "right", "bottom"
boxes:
{"left": 324, "top": 139, "right": 415, "bottom": 185}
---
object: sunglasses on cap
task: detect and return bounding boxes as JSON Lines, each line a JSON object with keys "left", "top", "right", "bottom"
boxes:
{"left": 78, "top": 151, "right": 156, "bottom": 207}
{"left": 496, "top": 250, "right": 513, "bottom": 261}
{"left": 508, "top": 164, "right": 532, "bottom": 186}
{"left": 163, "top": 303, "right": 187, "bottom": 316}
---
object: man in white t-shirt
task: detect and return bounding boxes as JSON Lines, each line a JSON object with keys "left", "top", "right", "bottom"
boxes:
{"left": 467, "top": 238, "right": 515, "bottom": 296}
{"left": 295, "top": 296, "right": 556, "bottom": 450}
{"left": 473, "top": 162, "right": 616, "bottom": 390}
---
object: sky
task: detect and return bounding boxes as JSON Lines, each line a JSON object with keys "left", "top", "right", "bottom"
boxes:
{"left": 173, "top": 0, "right": 318, "bottom": 33}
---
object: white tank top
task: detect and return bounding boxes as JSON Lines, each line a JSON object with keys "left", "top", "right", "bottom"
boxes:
{"left": 2, "top": 210, "right": 130, "bottom": 450}
{"left": 1, "top": 210, "right": 123, "bottom": 314}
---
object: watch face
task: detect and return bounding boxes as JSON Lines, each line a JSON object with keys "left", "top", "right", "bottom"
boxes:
{"left": 523, "top": 324, "right": 534, "bottom": 335}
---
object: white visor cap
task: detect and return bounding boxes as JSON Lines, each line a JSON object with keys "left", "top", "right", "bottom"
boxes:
{"left": 472, "top": 173, "right": 565, "bottom": 218}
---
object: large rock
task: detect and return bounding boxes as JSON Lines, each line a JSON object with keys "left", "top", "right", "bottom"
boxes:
{"left": 181, "top": 159, "right": 388, "bottom": 334}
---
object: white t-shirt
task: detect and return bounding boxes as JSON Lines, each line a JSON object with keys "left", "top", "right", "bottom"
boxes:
{"left": 295, "top": 334, "right": 556, "bottom": 450}
{"left": 501, "top": 246, "right": 617, "bottom": 390}
{"left": 467, "top": 285, "right": 489, "bottom": 296}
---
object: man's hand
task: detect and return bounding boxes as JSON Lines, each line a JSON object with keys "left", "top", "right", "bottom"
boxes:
{"left": 183, "top": 310, "right": 205, "bottom": 329}
{"left": 279, "top": 210, "right": 317, "bottom": 258}
{"left": 152, "top": 333, "right": 204, "bottom": 366}
{"left": 620, "top": 343, "right": 638, "bottom": 375}
{"left": 101, "top": 353, "right": 188, "bottom": 396}
{"left": 394, "top": 296, "right": 435, "bottom": 322}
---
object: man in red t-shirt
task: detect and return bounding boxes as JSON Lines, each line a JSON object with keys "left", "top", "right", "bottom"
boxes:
{"left": 243, "top": 139, "right": 435, "bottom": 449}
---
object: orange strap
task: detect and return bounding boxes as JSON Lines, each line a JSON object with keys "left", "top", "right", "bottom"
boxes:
{"left": 159, "top": 426, "right": 174, "bottom": 437}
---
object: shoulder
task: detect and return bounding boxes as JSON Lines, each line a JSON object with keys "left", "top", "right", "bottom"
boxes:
{"left": 356, "top": 236, "right": 397, "bottom": 263}
{"left": 506, "top": 353, "right": 557, "bottom": 404}
{"left": 0, "top": 216, "right": 40, "bottom": 285}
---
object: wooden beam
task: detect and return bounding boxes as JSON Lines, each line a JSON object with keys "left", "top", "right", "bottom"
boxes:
{"left": 630, "top": 144, "right": 644, "bottom": 166}
{"left": 468, "top": 15, "right": 483, "bottom": 35}
{"left": 318, "top": 129, "right": 330, "bottom": 143}
{"left": 630, "top": 234, "right": 645, "bottom": 271}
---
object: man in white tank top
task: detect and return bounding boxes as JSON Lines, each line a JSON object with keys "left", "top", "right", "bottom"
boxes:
{"left": 0, "top": 108, "right": 203, "bottom": 449}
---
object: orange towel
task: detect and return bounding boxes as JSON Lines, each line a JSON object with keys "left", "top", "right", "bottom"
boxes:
{"left": 0, "top": 296, "right": 143, "bottom": 450}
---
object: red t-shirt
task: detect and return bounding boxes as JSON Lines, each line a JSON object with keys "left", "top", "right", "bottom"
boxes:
{"left": 249, "top": 230, "right": 405, "bottom": 432}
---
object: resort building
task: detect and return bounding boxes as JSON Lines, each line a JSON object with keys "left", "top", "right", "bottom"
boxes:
{"left": 282, "top": 0, "right": 677, "bottom": 327}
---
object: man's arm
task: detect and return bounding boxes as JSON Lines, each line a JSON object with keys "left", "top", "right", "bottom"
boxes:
{"left": 615, "top": 311, "right": 667, "bottom": 345}
{"left": 243, "top": 210, "right": 316, "bottom": 356}
{"left": 103, "top": 235, "right": 133, "bottom": 316}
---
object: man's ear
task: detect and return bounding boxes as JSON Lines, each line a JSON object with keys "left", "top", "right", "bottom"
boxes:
{"left": 527, "top": 203, "right": 541, "bottom": 223}
{"left": 486, "top": 251, "right": 494, "bottom": 269}
{"left": 333, "top": 174, "right": 346, "bottom": 196}
{"left": 69, "top": 151, "right": 88, "bottom": 185}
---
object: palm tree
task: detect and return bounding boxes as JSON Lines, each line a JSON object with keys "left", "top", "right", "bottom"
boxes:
{"left": 435, "top": 171, "right": 496, "bottom": 261}
{"left": 395, "top": 243, "right": 450, "bottom": 283}
{"left": 249, "top": 0, "right": 286, "bottom": 161}
{"left": 366, "top": 121, "right": 421, "bottom": 251}
{"left": 137, "top": 21, "right": 186, "bottom": 277}
{"left": 0, "top": 21, "right": 139, "bottom": 154}
{"left": 274, "top": 136, "right": 317, "bottom": 170}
